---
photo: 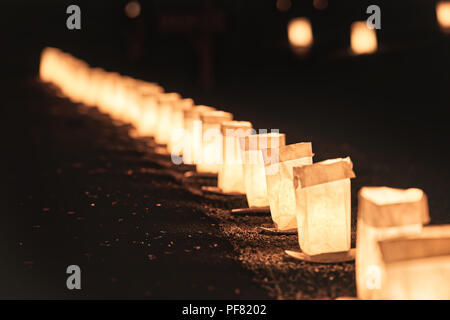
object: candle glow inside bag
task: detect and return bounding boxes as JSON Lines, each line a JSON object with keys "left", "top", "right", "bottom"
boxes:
{"left": 155, "top": 93, "right": 182, "bottom": 145}
{"left": 218, "top": 121, "right": 253, "bottom": 194}
{"left": 356, "top": 187, "right": 429, "bottom": 300}
{"left": 293, "top": 157, "right": 355, "bottom": 255}
{"left": 240, "top": 133, "right": 286, "bottom": 208}
{"left": 168, "top": 98, "right": 195, "bottom": 156}
{"left": 182, "top": 105, "right": 216, "bottom": 165}
{"left": 197, "top": 110, "right": 233, "bottom": 174}
{"left": 264, "top": 142, "right": 314, "bottom": 231}
{"left": 378, "top": 225, "right": 450, "bottom": 300}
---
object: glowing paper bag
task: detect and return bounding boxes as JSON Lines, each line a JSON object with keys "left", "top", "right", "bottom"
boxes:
{"left": 264, "top": 142, "right": 313, "bottom": 231}
{"left": 182, "top": 105, "right": 216, "bottom": 165}
{"left": 197, "top": 110, "right": 233, "bottom": 174}
{"left": 356, "top": 186, "right": 430, "bottom": 299}
{"left": 240, "top": 133, "right": 286, "bottom": 208}
{"left": 155, "top": 93, "right": 182, "bottom": 145}
{"left": 293, "top": 157, "right": 355, "bottom": 255}
{"left": 378, "top": 225, "right": 450, "bottom": 300}
{"left": 218, "top": 121, "right": 253, "bottom": 194}
{"left": 168, "top": 98, "right": 195, "bottom": 156}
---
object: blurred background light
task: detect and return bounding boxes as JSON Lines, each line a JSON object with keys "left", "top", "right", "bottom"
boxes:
{"left": 288, "top": 17, "right": 314, "bottom": 53}
{"left": 125, "top": 1, "right": 141, "bottom": 19}
{"left": 436, "top": 1, "right": 450, "bottom": 31}
{"left": 313, "top": 0, "right": 328, "bottom": 11}
{"left": 350, "top": 21, "right": 377, "bottom": 55}
{"left": 276, "top": 0, "right": 292, "bottom": 12}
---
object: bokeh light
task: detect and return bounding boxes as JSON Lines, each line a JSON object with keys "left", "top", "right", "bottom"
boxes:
{"left": 313, "top": 0, "right": 328, "bottom": 11}
{"left": 350, "top": 21, "right": 377, "bottom": 55}
{"left": 287, "top": 18, "right": 314, "bottom": 52}
{"left": 436, "top": 1, "right": 450, "bottom": 31}
{"left": 276, "top": 0, "right": 292, "bottom": 12}
{"left": 125, "top": 1, "right": 141, "bottom": 19}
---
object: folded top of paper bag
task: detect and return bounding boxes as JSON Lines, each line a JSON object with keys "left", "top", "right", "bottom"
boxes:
{"left": 293, "top": 157, "right": 355, "bottom": 188}
{"left": 157, "top": 92, "right": 181, "bottom": 103}
{"left": 379, "top": 226, "right": 450, "bottom": 263}
{"left": 184, "top": 105, "right": 216, "bottom": 119}
{"left": 262, "top": 142, "right": 314, "bottom": 165}
{"left": 200, "top": 110, "right": 233, "bottom": 124}
{"left": 358, "top": 186, "right": 430, "bottom": 228}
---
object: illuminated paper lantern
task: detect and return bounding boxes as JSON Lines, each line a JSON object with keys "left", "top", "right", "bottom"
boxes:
{"left": 287, "top": 17, "right": 314, "bottom": 53}
{"left": 356, "top": 187, "right": 429, "bottom": 299}
{"left": 155, "top": 93, "right": 182, "bottom": 145}
{"left": 240, "top": 133, "right": 286, "bottom": 208}
{"left": 350, "top": 21, "right": 377, "bottom": 55}
{"left": 378, "top": 225, "right": 450, "bottom": 300}
{"left": 182, "top": 105, "right": 216, "bottom": 165}
{"left": 264, "top": 142, "right": 313, "bottom": 231}
{"left": 437, "top": 1, "right": 450, "bottom": 31}
{"left": 197, "top": 110, "right": 233, "bottom": 174}
{"left": 293, "top": 157, "right": 355, "bottom": 255}
{"left": 136, "top": 93, "right": 160, "bottom": 137}
{"left": 168, "top": 98, "right": 195, "bottom": 156}
{"left": 40, "top": 47, "right": 62, "bottom": 83}
{"left": 218, "top": 121, "right": 253, "bottom": 194}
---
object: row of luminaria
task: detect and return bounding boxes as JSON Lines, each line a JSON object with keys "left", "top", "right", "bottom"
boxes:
{"left": 39, "top": 47, "right": 450, "bottom": 300}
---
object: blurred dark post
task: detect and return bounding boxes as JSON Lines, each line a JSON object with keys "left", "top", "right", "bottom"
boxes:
{"left": 158, "top": 0, "right": 226, "bottom": 89}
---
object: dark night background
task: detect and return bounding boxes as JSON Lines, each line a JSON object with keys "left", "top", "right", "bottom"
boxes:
{"left": 1, "top": 0, "right": 450, "bottom": 299}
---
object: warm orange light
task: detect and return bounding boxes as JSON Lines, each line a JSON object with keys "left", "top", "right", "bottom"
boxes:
{"left": 288, "top": 18, "right": 313, "bottom": 51}
{"left": 197, "top": 110, "right": 233, "bottom": 174}
{"left": 350, "top": 21, "right": 377, "bottom": 55}
{"left": 218, "top": 121, "right": 253, "bottom": 194}
{"left": 125, "top": 1, "right": 141, "bottom": 19}
{"left": 436, "top": 1, "right": 450, "bottom": 31}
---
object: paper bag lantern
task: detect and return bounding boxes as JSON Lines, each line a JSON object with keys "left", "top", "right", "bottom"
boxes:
{"left": 287, "top": 18, "right": 314, "bottom": 53}
{"left": 40, "top": 47, "right": 60, "bottom": 83}
{"left": 182, "top": 105, "right": 216, "bottom": 165}
{"left": 218, "top": 121, "right": 253, "bottom": 194}
{"left": 264, "top": 142, "right": 314, "bottom": 231}
{"left": 350, "top": 21, "right": 377, "bottom": 55}
{"left": 136, "top": 93, "right": 159, "bottom": 137}
{"left": 355, "top": 187, "right": 430, "bottom": 299}
{"left": 293, "top": 157, "right": 355, "bottom": 255}
{"left": 437, "top": 1, "right": 450, "bottom": 31}
{"left": 378, "top": 225, "right": 450, "bottom": 300}
{"left": 197, "top": 110, "right": 233, "bottom": 174}
{"left": 240, "top": 133, "right": 286, "bottom": 208}
{"left": 155, "top": 93, "right": 182, "bottom": 145}
{"left": 168, "top": 98, "right": 195, "bottom": 156}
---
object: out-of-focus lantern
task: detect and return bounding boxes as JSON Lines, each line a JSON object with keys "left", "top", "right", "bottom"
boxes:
{"left": 240, "top": 133, "right": 286, "bottom": 208}
{"left": 287, "top": 17, "right": 314, "bottom": 53}
{"left": 356, "top": 186, "right": 429, "bottom": 299}
{"left": 182, "top": 105, "right": 216, "bottom": 166}
{"left": 217, "top": 121, "right": 253, "bottom": 194}
{"left": 168, "top": 98, "right": 195, "bottom": 156}
{"left": 350, "top": 21, "right": 377, "bottom": 55}
{"left": 437, "top": 1, "right": 450, "bottom": 32}
{"left": 378, "top": 225, "right": 450, "bottom": 300}
{"left": 293, "top": 157, "right": 355, "bottom": 256}
{"left": 155, "top": 93, "right": 182, "bottom": 145}
{"left": 136, "top": 93, "right": 159, "bottom": 137}
{"left": 197, "top": 110, "right": 233, "bottom": 174}
{"left": 134, "top": 82, "right": 164, "bottom": 137}
{"left": 264, "top": 142, "right": 313, "bottom": 231}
